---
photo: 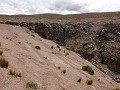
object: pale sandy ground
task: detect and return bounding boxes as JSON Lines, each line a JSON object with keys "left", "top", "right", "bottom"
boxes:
{"left": 0, "top": 24, "right": 119, "bottom": 90}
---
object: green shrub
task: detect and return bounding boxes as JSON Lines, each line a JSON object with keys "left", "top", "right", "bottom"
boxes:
{"left": 77, "top": 78, "right": 82, "bottom": 83}
{"left": 26, "top": 81, "right": 39, "bottom": 89}
{"left": 35, "top": 46, "right": 40, "bottom": 50}
{"left": 0, "top": 51, "right": 3, "bottom": 55}
{"left": 0, "top": 58, "right": 8, "bottom": 68}
{"left": 82, "top": 65, "right": 94, "bottom": 75}
{"left": 86, "top": 80, "right": 93, "bottom": 85}
{"left": 88, "top": 70, "right": 94, "bottom": 75}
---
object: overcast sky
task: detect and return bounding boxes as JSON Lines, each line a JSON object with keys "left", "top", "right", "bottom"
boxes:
{"left": 0, "top": 0, "right": 120, "bottom": 15}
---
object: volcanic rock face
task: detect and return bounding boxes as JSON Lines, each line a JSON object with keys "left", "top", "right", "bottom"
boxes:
{"left": 2, "top": 21, "right": 93, "bottom": 44}
{"left": 95, "top": 23, "right": 120, "bottom": 73}
{"left": 1, "top": 21, "right": 120, "bottom": 75}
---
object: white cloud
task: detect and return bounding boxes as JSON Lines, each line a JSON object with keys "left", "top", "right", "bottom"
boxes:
{"left": 0, "top": 0, "right": 120, "bottom": 15}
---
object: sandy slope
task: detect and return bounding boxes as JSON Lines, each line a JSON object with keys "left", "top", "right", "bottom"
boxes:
{"left": 0, "top": 24, "right": 119, "bottom": 90}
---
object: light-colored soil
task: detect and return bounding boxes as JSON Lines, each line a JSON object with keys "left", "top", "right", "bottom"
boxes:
{"left": 0, "top": 24, "right": 119, "bottom": 90}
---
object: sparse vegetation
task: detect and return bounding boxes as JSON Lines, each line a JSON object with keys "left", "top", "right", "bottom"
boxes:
{"left": 31, "top": 34, "right": 35, "bottom": 37}
{"left": 82, "top": 65, "right": 95, "bottom": 75}
{"left": 26, "top": 31, "right": 35, "bottom": 37}
{"left": 0, "top": 58, "right": 8, "bottom": 68}
{"left": 66, "top": 52, "right": 69, "bottom": 55}
{"left": 114, "top": 88, "right": 120, "bottom": 90}
{"left": 8, "top": 69, "right": 21, "bottom": 77}
{"left": 65, "top": 52, "right": 69, "bottom": 57}
{"left": 58, "top": 67, "right": 61, "bottom": 69}
{"left": 57, "top": 45, "right": 60, "bottom": 48}
{"left": 62, "top": 88, "right": 66, "bottom": 90}
{"left": 0, "top": 51, "right": 3, "bottom": 55}
{"left": 26, "top": 81, "right": 39, "bottom": 89}
{"left": 18, "top": 42, "right": 21, "bottom": 44}
{"left": 43, "top": 57, "right": 47, "bottom": 59}
{"left": 66, "top": 47, "right": 71, "bottom": 50}
{"left": 86, "top": 80, "right": 93, "bottom": 85}
{"left": 40, "top": 39, "right": 42, "bottom": 41}
{"left": 51, "top": 45, "right": 54, "bottom": 49}
{"left": 61, "top": 69, "right": 66, "bottom": 74}
{"left": 5, "top": 37, "right": 8, "bottom": 39}
{"left": 52, "top": 52, "right": 56, "bottom": 54}
{"left": 16, "top": 73, "right": 22, "bottom": 77}
{"left": 35, "top": 46, "right": 40, "bottom": 50}
{"left": 59, "top": 48, "right": 61, "bottom": 51}
{"left": 77, "top": 78, "right": 82, "bottom": 83}
{"left": 9, "top": 69, "right": 15, "bottom": 75}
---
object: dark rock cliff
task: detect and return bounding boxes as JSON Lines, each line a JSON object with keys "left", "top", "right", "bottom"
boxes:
{"left": 2, "top": 21, "right": 93, "bottom": 45}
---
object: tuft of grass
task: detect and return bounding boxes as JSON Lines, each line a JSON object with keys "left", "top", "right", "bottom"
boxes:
{"left": 65, "top": 52, "right": 69, "bottom": 57}
{"left": 26, "top": 81, "right": 39, "bottom": 89}
{"left": 57, "top": 45, "right": 60, "bottom": 48}
{"left": 0, "top": 51, "right": 3, "bottom": 55}
{"left": 52, "top": 52, "right": 56, "bottom": 54}
{"left": 82, "top": 65, "right": 95, "bottom": 75}
{"left": 66, "top": 52, "right": 69, "bottom": 55}
{"left": 62, "top": 88, "right": 66, "bottom": 90}
{"left": 0, "top": 58, "right": 8, "bottom": 68}
{"left": 5, "top": 37, "right": 8, "bottom": 39}
{"left": 31, "top": 34, "right": 35, "bottom": 37}
{"left": 9, "top": 69, "right": 15, "bottom": 75}
{"left": 18, "top": 42, "right": 21, "bottom": 44}
{"left": 8, "top": 69, "right": 21, "bottom": 77}
{"left": 86, "top": 80, "right": 93, "bottom": 85}
{"left": 16, "top": 73, "right": 22, "bottom": 77}
{"left": 43, "top": 57, "right": 47, "bottom": 59}
{"left": 77, "top": 78, "right": 82, "bottom": 83}
{"left": 61, "top": 69, "right": 66, "bottom": 74}
{"left": 115, "top": 88, "right": 120, "bottom": 90}
{"left": 59, "top": 48, "right": 61, "bottom": 51}
{"left": 58, "top": 67, "right": 61, "bottom": 69}
{"left": 51, "top": 46, "right": 54, "bottom": 49}
{"left": 35, "top": 46, "right": 40, "bottom": 50}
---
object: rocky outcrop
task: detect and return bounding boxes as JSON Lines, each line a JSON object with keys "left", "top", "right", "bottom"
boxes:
{"left": 95, "top": 23, "right": 120, "bottom": 73}
{"left": 1, "top": 21, "right": 93, "bottom": 45}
